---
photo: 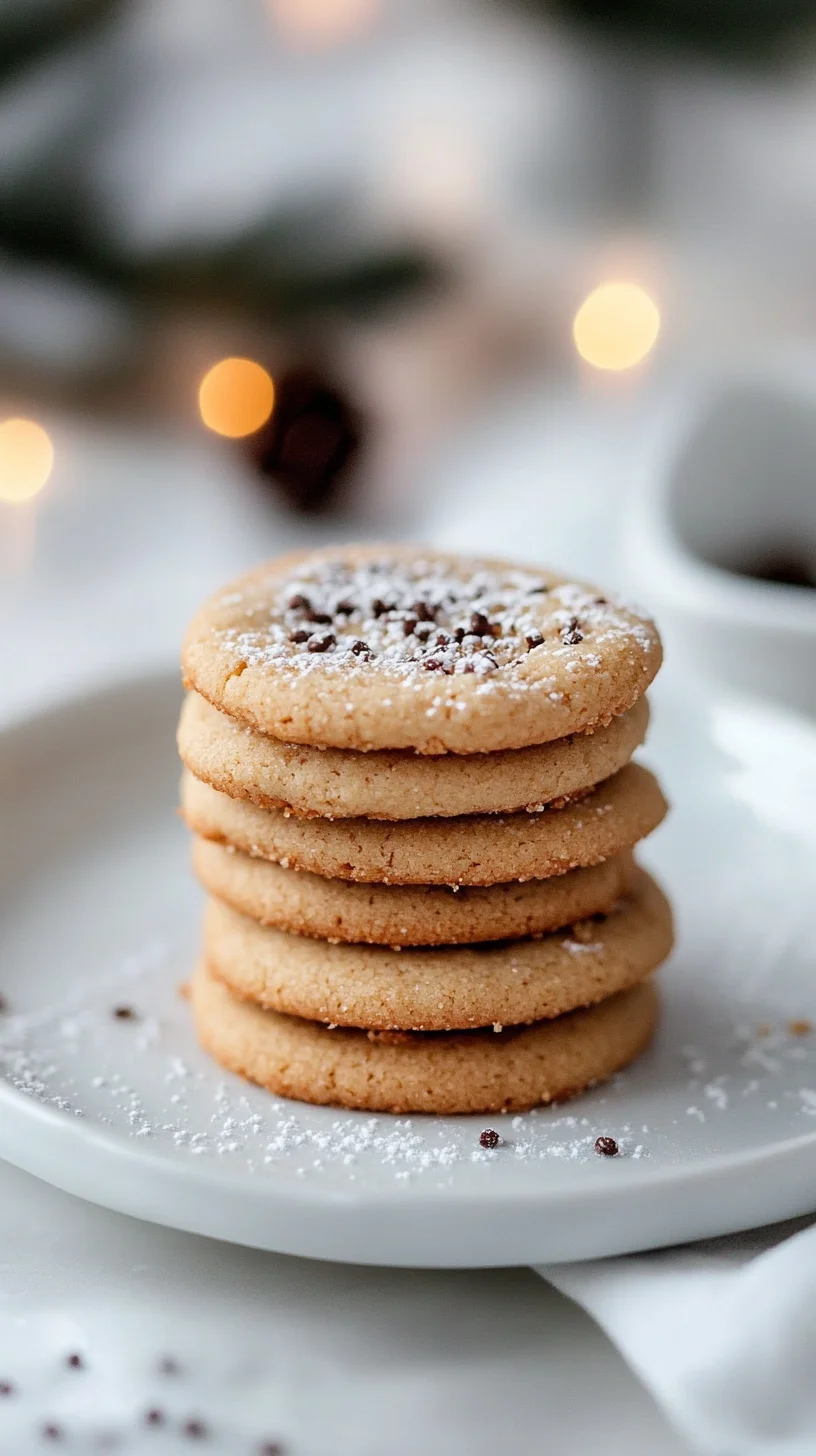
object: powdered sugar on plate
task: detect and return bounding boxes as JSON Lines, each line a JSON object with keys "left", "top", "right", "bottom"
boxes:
{"left": 2, "top": 926, "right": 816, "bottom": 1190}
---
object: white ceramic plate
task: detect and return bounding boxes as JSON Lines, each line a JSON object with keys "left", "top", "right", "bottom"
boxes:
{"left": 1, "top": 672, "right": 815, "bottom": 1268}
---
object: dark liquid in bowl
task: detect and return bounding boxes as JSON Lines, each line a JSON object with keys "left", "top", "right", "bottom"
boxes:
{"left": 730, "top": 551, "right": 816, "bottom": 589}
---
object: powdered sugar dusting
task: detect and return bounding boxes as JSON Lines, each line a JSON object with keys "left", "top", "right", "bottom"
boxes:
{"left": 2, "top": 934, "right": 816, "bottom": 1189}
{"left": 214, "top": 554, "right": 656, "bottom": 688}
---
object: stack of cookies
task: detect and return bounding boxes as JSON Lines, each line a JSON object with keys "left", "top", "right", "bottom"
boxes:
{"left": 178, "top": 546, "right": 673, "bottom": 1115}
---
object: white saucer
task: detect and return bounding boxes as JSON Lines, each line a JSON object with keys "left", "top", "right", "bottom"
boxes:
{"left": 1, "top": 672, "right": 815, "bottom": 1268}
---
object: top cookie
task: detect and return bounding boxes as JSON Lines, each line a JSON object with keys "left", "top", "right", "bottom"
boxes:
{"left": 182, "top": 545, "right": 662, "bottom": 753}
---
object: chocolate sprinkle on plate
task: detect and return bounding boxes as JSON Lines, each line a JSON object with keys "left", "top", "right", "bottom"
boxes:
{"left": 0, "top": 1381, "right": 14, "bottom": 1396}
{"left": 183, "top": 1418, "right": 208, "bottom": 1439}
{"left": 65, "top": 1353, "right": 84, "bottom": 1370}
{"left": 112, "top": 1006, "right": 137, "bottom": 1021}
{"left": 145, "top": 1410, "right": 165, "bottom": 1426}
{"left": 479, "top": 1128, "right": 501, "bottom": 1150}
{"left": 288, "top": 629, "right": 311, "bottom": 644}
{"left": 594, "top": 1136, "right": 619, "bottom": 1157}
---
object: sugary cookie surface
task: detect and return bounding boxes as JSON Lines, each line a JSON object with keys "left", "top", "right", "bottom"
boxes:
{"left": 182, "top": 545, "right": 661, "bottom": 753}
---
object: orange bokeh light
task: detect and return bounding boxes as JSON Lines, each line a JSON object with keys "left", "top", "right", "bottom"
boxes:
{"left": 269, "top": 0, "right": 377, "bottom": 46}
{"left": 198, "top": 358, "right": 275, "bottom": 438}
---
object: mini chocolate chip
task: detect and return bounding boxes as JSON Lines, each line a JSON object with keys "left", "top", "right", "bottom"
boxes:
{"left": 371, "top": 598, "right": 395, "bottom": 617}
{"left": 469, "top": 611, "right": 491, "bottom": 636}
{"left": 66, "top": 1353, "right": 84, "bottom": 1370}
{"left": 594, "top": 1136, "right": 619, "bottom": 1157}
{"left": 412, "top": 600, "right": 435, "bottom": 622}
{"left": 289, "top": 628, "right": 311, "bottom": 644}
{"left": 350, "top": 639, "right": 369, "bottom": 655}
{"left": 594, "top": 596, "right": 607, "bottom": 605}
{"left": 525, "top": 632, "right": 544, "bottom": 649}
{"left": 479, "top": 1128, "right": 500, "bottom": 1149}
{"left": 0, "top": 1381, "right": 14, "bottom": 1396}
{"left": 414, "top": 623, "right": 432, "bottom": 640}
{"left": 433, "top": 632, "right": 451, "bottom": 647}
{"left": 158, "top": 1357, "right": 181, "bottom": 1376}
{"left": 452, "top": 626, "right": 466, "bottom": 643}
{"left": 561, "top": 616, "right": 583, "bottom": 646}
{"left": 423, "top": 658, "right": 443, "bottom": 672}
{"left": 402, "top": 617, "right": 418, "bottom": 636}
{"left": 183, "top": 1419, "right": 207, "bottom": 1439}
{"left": 335, "top": 598, "right": 355, "bottom": 615}
{"left": 529, "top": 584, "right": 549, "bottom": 594}
{"left": 287, "top": 593, "right": 310, "bottom": 611}
{"left": 112, "top": 1005, "right": 137, "bottom": 1021}
{"left": 305, "top": 609, "right": 332, "bottom": 625}
{"left": 145, "top": 1410, "right": 165, "bottom": 1426}
{"left": 307, "top": 633, "right": 336, "bottom": 653}
{"left": 42, "top": 1425, "right": 63, "bottom": 1442}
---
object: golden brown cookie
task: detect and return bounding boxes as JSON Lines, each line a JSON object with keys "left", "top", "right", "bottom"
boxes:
{"left": 181, "top": 761, "right": 667, "bottom": 886}
{"left": 181, "top": 545, "right": 662, "bottom": 753}
{"left": 190, "top": 965, "right": 659, "bottom": 1114}
{"left": 178, "top": 692, "right": 649, "bottom": 820}
{"left": 203, "top": 868, "right": 672, "bottom": 1030}
{"left": 193, "top": 837, "right": 637, "bottom": 946}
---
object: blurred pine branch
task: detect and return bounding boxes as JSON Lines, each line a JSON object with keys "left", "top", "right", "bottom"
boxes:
{"left": 548, "top": 0, "right": 816, "bottom": 63}
{"left": 1, "top": 0, "right": 813, "bottom": 398}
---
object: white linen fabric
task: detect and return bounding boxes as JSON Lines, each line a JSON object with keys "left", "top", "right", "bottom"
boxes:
{"left": 538, "top": 1216, "right": 816, "bottom": 1456}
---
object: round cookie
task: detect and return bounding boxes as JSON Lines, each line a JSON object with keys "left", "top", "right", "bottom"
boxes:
{"left": 178, "top": 692, "right": 649, "bottom": 820}
{"left": 193, "top": 838, "right": 637, "bottom": 946}
{"left": 191, "top": 966, "right": 659, "bottom": 1114}
{"left": 181, "top": 762, "right": 668, "bottom": 886}
{"left": 182, "top": 544, "right": 662, "bottom": 753}
{"left": 203, "top": 868, "right": 673, "bottom": 1030}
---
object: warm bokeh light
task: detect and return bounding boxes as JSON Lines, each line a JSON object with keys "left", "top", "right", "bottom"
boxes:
{"left": 572, "top": 282, "right": 661, "bottom": 372}
{"left": 269, "top": 0, "right": 377, "bottom": 47}
{"left": 198, "top": 358, "right": 275, "bottom": 438}
{"left": 0, "top": 418, "right": 54, "bottom": 503}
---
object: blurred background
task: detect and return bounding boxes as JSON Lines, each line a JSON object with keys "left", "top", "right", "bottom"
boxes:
{"left": 2, "top": 0, "right": 816, "bottom": 715}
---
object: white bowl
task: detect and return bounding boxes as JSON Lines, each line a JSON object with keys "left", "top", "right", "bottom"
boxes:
{"left": 625, "top": 370, "right": 816, "bottom": 717}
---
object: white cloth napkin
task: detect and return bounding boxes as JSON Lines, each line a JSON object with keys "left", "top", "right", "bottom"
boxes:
{"left": 537, "top": 1216, "right": 816, "bottom": 1456}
